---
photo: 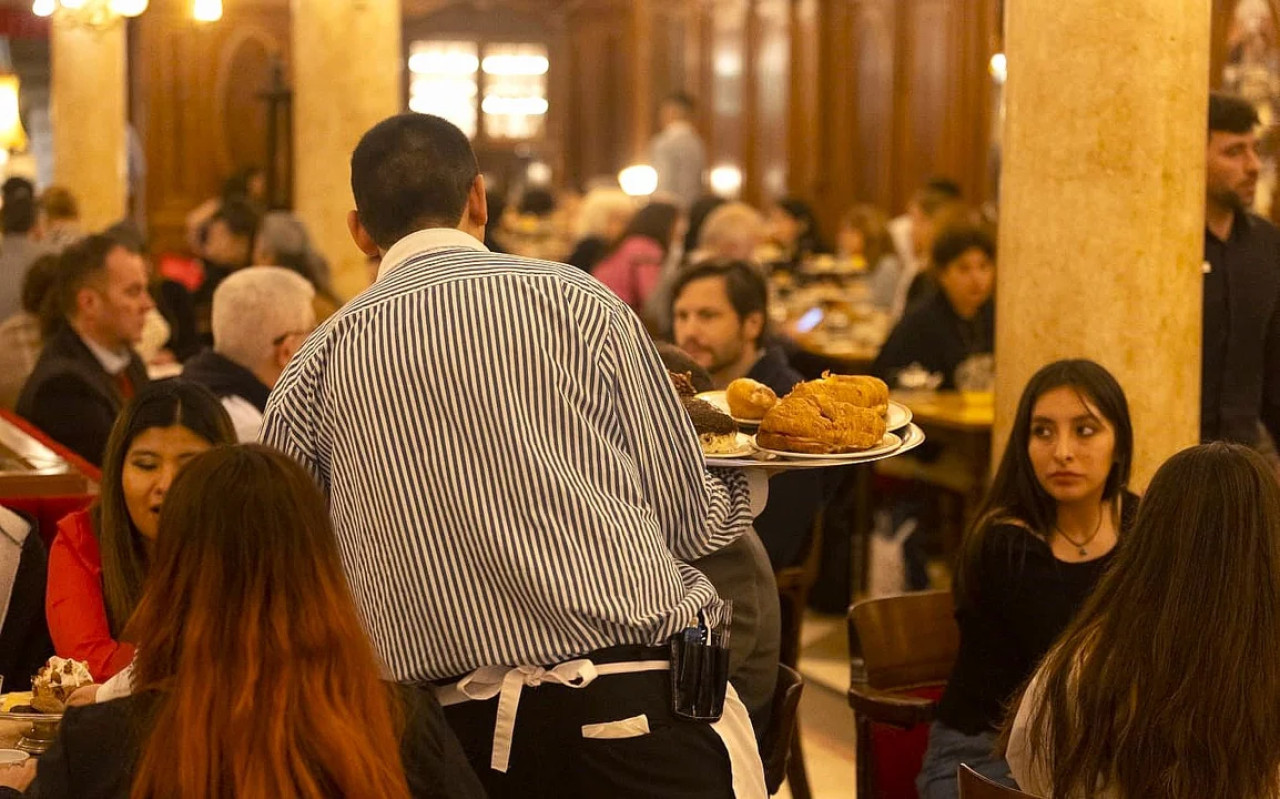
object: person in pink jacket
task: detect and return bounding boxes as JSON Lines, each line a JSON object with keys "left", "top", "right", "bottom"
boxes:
{"left": 591, "top": 201, "right": 682, "bottom": 314}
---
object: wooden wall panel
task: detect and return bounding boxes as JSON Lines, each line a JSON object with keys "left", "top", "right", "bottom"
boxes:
{"left": 709, "top": 0, "right": 748, "bottom": 170}
{"left": 787, "top": 0, "right": 821, "bottom": 201}
{"left": 750, "top": 0, "right": 789, "bottom": 204}
{"left": 562, "top": 6, "right": 633, "bottom": 186}
{"left": 132, "top": 0, "right": 289, "bottom": 255}
{"left": 850, "top": 0, "right": 898, "bottom": 211}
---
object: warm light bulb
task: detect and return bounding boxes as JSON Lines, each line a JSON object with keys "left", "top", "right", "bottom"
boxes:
{"left": 709, "top": 164, "right": 743, "bottom": 198}
{"left": 109, "top": 0, "right": 148, "bottom": 16}
{"left": 618, "top": 165, "right": 658, "bottom": 198}
{"left": 31, "top": 0, "right": 55, "bottom": 17}
{"left": 60, "top": 0, "right": 86, "bottom": 9}
{"left": 192, "top": 0, "right": 221, "bottom": 22}
{"left": 989, "top": 52, "right": 1007, "bottom": 84}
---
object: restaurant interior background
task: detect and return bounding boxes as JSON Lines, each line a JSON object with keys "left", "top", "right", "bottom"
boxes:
{"left": 0, "top": 0, "right": 1260, "bottom": 259}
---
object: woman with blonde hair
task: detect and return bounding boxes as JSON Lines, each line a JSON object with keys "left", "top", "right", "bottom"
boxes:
{"left": 1007, "top": 442, "right": 1280, "bottom": 798}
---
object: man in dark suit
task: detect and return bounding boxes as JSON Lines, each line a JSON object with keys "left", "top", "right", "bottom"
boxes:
{"left": 1202, "top": 93, "right": 1280, "bottom": 453}
{"left": 16, "top": 234, "right": 152, "bottom": 466}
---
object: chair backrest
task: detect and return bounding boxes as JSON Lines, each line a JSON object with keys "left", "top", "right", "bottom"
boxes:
{"left": 760, "top": 664, "right": 805, "bottom": 794}
{"left": 848, "top": 589, "right": 959, "bottom": 690}
{"left": 776, "top": 508, "right": 825, "bottom": 669}
{"left": 957, "top": 764, "right": 1039, "bottom": 798}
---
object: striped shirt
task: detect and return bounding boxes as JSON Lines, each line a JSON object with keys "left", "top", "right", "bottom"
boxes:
{"left": 260, "top": 228, "right": 753, "bottom": 682}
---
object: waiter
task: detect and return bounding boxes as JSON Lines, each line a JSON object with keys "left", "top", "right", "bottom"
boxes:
{"left": 260, "top": 113, "right": 766, "bottom": 798}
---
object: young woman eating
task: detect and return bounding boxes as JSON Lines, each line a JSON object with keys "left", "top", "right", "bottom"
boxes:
{"left": 44, "top": 380, "right": 236, "bottom": 679}
{"left": 916, "top": 359, "right": 1138, "bottom": 798}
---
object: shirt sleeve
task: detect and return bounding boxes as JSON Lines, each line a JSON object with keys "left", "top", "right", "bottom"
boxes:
{"left": 45, "top": 516, "right": 134, "bottom": 681}
{"left": 1005, "top": 667, "right": 1053, "bottom": 797}
{"left": 260, "top": 364, "right": 325, "bottom": 490}
{"left": 602, "top": 310, "right": 751, "bottom": 561}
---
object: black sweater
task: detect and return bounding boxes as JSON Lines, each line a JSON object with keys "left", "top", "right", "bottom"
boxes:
{"left": 0, "top": 525, "right": 53, "bottom": 693}
{"left": 872, "top": 290, "right": 994, "bottom": 390}
{"left": 936, "top": 496, "right": 1137, "bottom": 735}
{"left": 0, "top": 686, "right": 484, "bottom": 799}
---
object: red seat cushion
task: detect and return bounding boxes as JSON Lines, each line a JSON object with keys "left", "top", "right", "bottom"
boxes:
{"left": 870, "top": 684, "right": 945, "bottom": 798}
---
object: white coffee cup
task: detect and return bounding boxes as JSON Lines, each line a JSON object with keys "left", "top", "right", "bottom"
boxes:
{"left": 0, "top": 749, "right": 29, "bottom": 767}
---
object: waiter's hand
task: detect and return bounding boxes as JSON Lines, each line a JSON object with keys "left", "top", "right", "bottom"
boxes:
{"left": 0, "top": 759, "right": 36, "bottom": 791}
{"left": 66, "top": 684, "right": 101, "bottom": 707}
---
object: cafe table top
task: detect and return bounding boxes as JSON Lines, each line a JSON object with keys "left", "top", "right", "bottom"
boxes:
{"left": 894, "top": 390, "right": 995, "bottom": 434}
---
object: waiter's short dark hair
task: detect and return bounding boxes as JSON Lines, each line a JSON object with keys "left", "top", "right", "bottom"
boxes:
{"left": 1209, "top": 92, "right": 1259, "bottom": 135}
{"left": 351, "top": 113, "right": 479, "bottom": 249}
{"left": 670, "top": 260, "right": 769, "bottom": 346}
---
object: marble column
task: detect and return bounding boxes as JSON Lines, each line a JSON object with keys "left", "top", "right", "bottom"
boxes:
{"left": 292, "top": 0, "right": 403, "bottom": 300}
{"left": 996, "top": 0, "right": 1210, "bottom": 489}
{"left": 51, "top": 18, "right": 127, "bottom": 232}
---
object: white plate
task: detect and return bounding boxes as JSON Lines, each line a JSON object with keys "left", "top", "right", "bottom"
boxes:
{"left": 695, "top": 391, "right": 765, "bottom": 426}
{"left": 757, "top": 431, "right": 902, "bottom": 461}
{"left": 886, "top": 400, "right": 913, "bottom": 431}
{"left": 705, "top": 424, "right": 925, "bottom": 470}
{"left": 702, "top": 432, "right": 755, "bottom": 459}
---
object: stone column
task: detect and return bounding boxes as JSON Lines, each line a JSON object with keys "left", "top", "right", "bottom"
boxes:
{"left": 996, "top": 1, "right": 1210, "bottom": 489}
{"left": 292, "top": 0, "right": 402, "bottom": 300}
{"left": 51, "top": 19, "right": 127, "bottom": 232}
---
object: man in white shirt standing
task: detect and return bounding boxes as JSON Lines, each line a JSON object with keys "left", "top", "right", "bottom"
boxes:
{"left": 261, "top": 113, "right": 766, "bottom": 798}
{"left": 651, "top": 93, "right": 708, "bottom": 209}
{"left": 182, "top": 266, "right": 314, "bottom": 442}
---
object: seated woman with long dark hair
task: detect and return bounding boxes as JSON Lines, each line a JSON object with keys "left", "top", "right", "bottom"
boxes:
{"left": 1007, "top": 443, "right": 1280, "bottom": 798}
{"left": 0, "top": 445, "right": 483, "bottom": 798}
{"left": 45, "top": 380, "right": 236, "bottom": 680}
{"left": 915, "top": 360, "right": 1138, "bottom": 798}
{"left": 591, "top": 201, "right": 681, "bottom": 314}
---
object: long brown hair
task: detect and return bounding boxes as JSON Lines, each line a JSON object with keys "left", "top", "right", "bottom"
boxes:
{"left": 96, "top": 380, "right": 236, "bottom": 636}
{"left": 125, "top": 445, "right": 411, "bottom": 799}
{"left": 1021, "top": 443, "right": 1280, "bottom": 799}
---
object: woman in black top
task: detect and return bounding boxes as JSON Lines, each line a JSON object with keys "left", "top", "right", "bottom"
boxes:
{"left": 915, "top": 360, "right": 1137, "bottom": 799}
{"left": 873, "top": 224, "right": 995, "bottom": 390}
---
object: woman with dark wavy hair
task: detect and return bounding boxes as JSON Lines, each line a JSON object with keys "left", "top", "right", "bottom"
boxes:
{"left": 917, "top": 359, "right": 1138, "bottom": 798}
{"left": 1008, "top": 443, "right": 1280, "bottom": 798}
{"left": 1, "top": 444, "right": 483, "bottom": 798}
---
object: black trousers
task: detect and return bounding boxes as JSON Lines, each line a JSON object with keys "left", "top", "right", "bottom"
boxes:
{"left": 436, "top": 646, "right": 735, "bottom": 799}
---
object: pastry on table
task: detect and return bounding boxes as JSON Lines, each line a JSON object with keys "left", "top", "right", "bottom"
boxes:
{"left": 30, "top": 657, "right": 94, "bottom": 713}
{"left": 725, "top": 378, "right": 779, "bottom": 420}
{"left": 757, "top": 394, "right": 887, "bottom": 454}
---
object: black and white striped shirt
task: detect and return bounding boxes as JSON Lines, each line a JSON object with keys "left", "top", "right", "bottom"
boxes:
{"left": 261, "top": 228, "right": 753, "bottom": 682}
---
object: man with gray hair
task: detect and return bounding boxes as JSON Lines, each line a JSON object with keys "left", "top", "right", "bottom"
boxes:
{"left": 182, "top": 266, "right": 314, "bottom": 441}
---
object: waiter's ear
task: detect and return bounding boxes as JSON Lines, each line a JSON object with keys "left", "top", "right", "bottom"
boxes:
{"left": 463, "top": 175, "right": 488, "bottom": 231}
{"left": 347, "top": 210, "right": 381, "bottom": 257}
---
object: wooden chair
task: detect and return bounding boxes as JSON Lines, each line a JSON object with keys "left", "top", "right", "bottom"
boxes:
{"left": 847, "top": 589, "right": 960, "bottom": 798}
{"left": 759, "top": 664, "right": 805, "bottom": 794}
{"left": 773, "top": 510, "right": 825, "bottom": 799}
{"left": 957, "top": 764, "right": 1040, "bottom": 798}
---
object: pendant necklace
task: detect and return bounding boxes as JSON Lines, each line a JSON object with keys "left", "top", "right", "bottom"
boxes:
{"left": 1055, "top": 510, "right": 1104, "bottom": 558}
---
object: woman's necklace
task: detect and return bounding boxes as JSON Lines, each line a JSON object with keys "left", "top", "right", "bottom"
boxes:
{"left": 1054, "top": 508, "right": 1105, "bottom": 557}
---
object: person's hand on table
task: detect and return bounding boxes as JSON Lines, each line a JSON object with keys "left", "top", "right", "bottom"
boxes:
{"left": 65, "top": 684, "right": 101, "bottom": 707}
{"left": 0, "top": 759, "right": 36, "bottom": 791}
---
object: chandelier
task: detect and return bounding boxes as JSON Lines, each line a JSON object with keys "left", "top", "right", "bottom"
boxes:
{"left": 30, "top": 0, "right": 223, "bottom": 29}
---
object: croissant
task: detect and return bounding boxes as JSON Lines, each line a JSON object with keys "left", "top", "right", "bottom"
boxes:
{"left": 788, "top": 372, "right": 889, "bottom": 414}
{"left": 757, "top": 395, "right": 887, "bottom": 454}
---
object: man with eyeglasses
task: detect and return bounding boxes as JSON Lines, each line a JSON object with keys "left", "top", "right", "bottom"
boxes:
{"left": 182, "top": 266, "right": 315, "bottom": 442}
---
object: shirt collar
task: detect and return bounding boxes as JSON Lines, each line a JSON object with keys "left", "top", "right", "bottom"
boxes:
{"left": 377, "top": 228, "right": 490, "bottom": 282}
{"left": 80, "top": 332, "right": 132, "bottom": 375}
{"left": 0, "top": 504, "right": 30, "bottom": 548}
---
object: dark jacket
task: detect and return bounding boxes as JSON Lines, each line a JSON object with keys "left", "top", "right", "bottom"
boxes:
{"left": 1202, "top": 211, "right": 1280, "bottom": 446}
{"left": 182, "top": 349, "right": 271, "bottom": 411}
{"left": 872, "top": 290, "right": 994, "bottom": 390}
{"left": 14, "top": 326, "right": 149, "bottom": 466}
{"left": 0, "top": 514, "right": 53, "bottom": 693}
{"left": 0, "top": 686, "right": 484, "bottom": 799}
{"left": 748, "top": 348, "right": 826, "bottom": 569}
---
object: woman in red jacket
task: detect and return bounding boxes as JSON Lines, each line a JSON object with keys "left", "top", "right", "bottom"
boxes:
{"left": 46, "top": 380, "right": 235, "bottom": 679}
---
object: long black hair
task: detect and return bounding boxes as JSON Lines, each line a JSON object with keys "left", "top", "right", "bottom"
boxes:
{"left": 95, "top": 380, "right": 237, "bottom": 635}
{"left": 611, "top": 201, "right": 680, "bottom": 258}
{"left": 956, "top": 359, "right": 1134, "bottom": 605}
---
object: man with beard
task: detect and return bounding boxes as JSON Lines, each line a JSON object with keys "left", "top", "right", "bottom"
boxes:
{"left": 1201, "top": 92, "right": 1280, "bottom": 453}
{"left": 672, "top": 260, "right": 825, "bottom": 568}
